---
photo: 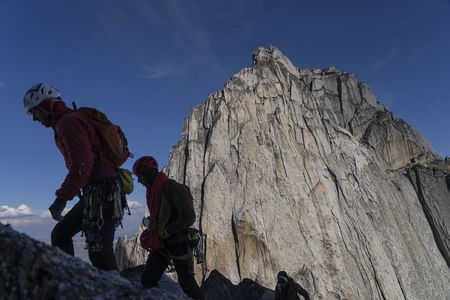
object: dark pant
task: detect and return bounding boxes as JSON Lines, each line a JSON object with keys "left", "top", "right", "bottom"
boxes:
{"left": 50, "top": 200, "right": 118, "bottom": 271}
{"left": 141, "top": 242, "right": 203, "bottom": 300}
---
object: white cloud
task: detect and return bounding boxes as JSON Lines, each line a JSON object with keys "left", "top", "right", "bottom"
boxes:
{"left": 0, "top": 204, "right": 34, "bottom": 219}
{"left": 3, "top": 218, "right": 43, "bottom": 226}
{"left": 36, "top": 206, "right": 72, "bottom": 218}
{"left": 0, "top": 81, "right": 5, "bottom": 88}
{"left": 0, "top": 204, "right": 42, "bottom": 226}
{"left": 127, "top": 200, "right": 145, "bottom": 210}
{"left": 0, "top": 204, "right": 73, "bottom": 227}
{"left": 38, "top": 210, "right": 52, "bottom": 218}
{"left": 0, "top": 203, "right": 144, "bottom": 243}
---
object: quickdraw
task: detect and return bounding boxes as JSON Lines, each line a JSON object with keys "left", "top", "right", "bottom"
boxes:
{"left": 81, "top": 177, "right": 129, "bottom": 252}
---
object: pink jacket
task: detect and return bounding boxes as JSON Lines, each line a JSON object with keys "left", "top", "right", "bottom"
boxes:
{"left": 49, "top": 102, "right": 117, "bottom": 200}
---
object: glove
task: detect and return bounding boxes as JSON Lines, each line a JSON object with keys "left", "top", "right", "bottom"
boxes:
{"left": 142, "top": 217, "right": 158, "bottom": 231}
{"left": 49, "top": 198, "right": 67, "bottom": 221}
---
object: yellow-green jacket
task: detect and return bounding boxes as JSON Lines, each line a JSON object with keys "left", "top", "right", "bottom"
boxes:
{"left": 156, "top": 179, "right": 196, "bottom": 246}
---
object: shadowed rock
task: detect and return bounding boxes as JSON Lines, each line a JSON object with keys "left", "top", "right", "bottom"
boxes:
{"left": 121, "top": 265, "right": 187, "bottom": 297}
{"left": 0, "top": 223, "right": 188, "bottom": 300}
{"left": 122, "top": 266, "right": 274, "bottom": 300}
{"left": 201, "top": 269, "right": 274, "bottom": 300}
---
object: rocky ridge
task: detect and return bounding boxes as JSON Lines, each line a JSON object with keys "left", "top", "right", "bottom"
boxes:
{"left": 0, "top": 223, "right": 188, "bottom": 300}
{"left": 0, "top": 222, "right": 272, "bottom": 299}
{"left": 116, "top": 46, "right": 450, "bottom": 299}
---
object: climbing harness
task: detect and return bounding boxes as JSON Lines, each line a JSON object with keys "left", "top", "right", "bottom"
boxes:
{"left": 164, "top": 228, "right": 208, "bottom": 276}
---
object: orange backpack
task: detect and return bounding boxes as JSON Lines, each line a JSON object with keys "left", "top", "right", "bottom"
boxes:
{"left": 74, "top": 102, "right": 133, "bottom": 168}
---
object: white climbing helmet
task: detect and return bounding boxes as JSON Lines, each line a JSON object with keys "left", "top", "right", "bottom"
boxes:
{"left": 23, "top": 83, "right": 61, "bottom": 115}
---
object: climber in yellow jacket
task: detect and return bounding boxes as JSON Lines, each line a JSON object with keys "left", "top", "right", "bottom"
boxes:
{"left": 133, "top": 156, "right": 203, "bottom": 300}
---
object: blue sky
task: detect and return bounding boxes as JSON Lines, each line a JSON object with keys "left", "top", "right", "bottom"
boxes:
{"left": 0, "top": 0, "right": 449, "bottom": 241}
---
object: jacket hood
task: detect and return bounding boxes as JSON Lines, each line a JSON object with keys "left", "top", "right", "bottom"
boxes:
{"left": 38, "top": 100, "right": 72, "bottom": 128}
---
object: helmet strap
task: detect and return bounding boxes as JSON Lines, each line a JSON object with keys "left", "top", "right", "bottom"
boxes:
{"left": 35, "top": 98, "right": 57, "bottom": 119}
{"left": 36, "top": 106, "right": 51, "bottom": 117}
{"left": 49, "top": 99, "right": 56, "bottom": 114}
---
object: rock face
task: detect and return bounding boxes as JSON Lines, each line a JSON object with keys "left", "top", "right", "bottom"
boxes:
{"left": 406, "top": 164, "right": 450, "bottom": 268}
{"left": 0, "top": 223, "right": 188, "bottom": 300}
{"left": 116, "top": 46, "right": 450, "bottom": 299}
{"left": 115, "top": 227, "right": 148, "bottom": 271}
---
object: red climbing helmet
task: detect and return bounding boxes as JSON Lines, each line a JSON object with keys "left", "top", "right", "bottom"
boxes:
{"left": 133, "top": 156, "right": 158, "bottom": 174}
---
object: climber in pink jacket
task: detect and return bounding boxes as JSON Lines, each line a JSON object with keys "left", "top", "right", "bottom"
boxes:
{"left": 23, "top": 83, "right": 119, "bottom": 270}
